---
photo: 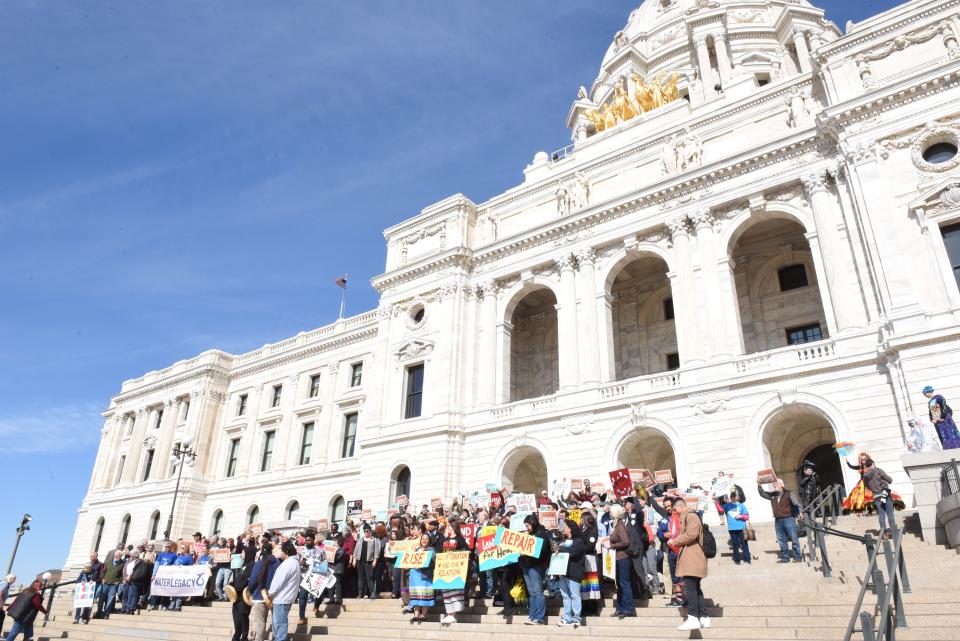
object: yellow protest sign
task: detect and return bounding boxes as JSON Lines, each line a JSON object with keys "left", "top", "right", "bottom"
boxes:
{"left": 432, "top": 551, "right": 470, "bottom": 589}
{"left": 396, "top": 549, "right": 434, "bottom": 569}
{"left": 567, "top": 508, "right": 582, "bottom": 525}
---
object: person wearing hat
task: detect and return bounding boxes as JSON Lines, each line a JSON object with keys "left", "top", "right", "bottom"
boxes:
{"left": 72, "top": 565, "right": 96, "bottom": 624}
{"left": 797, "top": 461, "right": 821, "bottom": 510}
{"left": 923, "top": 385, "right": 960, "bottom": 450}
{"left": 268, "top": 542, "right": 301, "bottom": 641}
{"left": 246, "top": 543, "right": 279, "bottom": 641}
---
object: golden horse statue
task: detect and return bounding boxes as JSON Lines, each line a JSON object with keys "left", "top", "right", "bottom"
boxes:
{"left": 612, "top": 77, "right": 639, "bottom": 122}
{"left": 630, "top": 73, "right": 656, "bottom": 112}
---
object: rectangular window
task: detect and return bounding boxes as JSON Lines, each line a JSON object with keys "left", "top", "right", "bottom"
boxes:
{"left": 115, "top": 456, "right": 125, "bottom": 486}
{"left": 341, "top": 413, "right": 358, "bottom": 458}
{"left": 126, "top": 415, "right": 135, "bottom": 435}
{"left": 181, "top": 400, "right": 190, "bottom": 422}
{"left": 260, "top": 431, "right": 276, "bottom": 472}
{"left": 299, "top": 422, "right": 314, "bottom": 465}
{"left": 237, "top": 394, "right": 248, "bottom": 416}
{"left": 271, "top": 385, "right": 283, "bottom": 408}
{"left": 309, "top": 374, "right": 321, "bottom": 398}
{"left": 154, "top": 409, "right": 163, "bottom": 429}
{"left": 942, "top": 223, "right": 960, "bottom": 292}
{"left": 786, "top": 323, "right": 823, "bottom": 345}
{"left": 226, "top": 438, "right": 240, "bottom": 478}
{"left": 141, "top": 449, "right": 155, "bottom": 482}
{"left": 350, "top": 363, "right": 363, "bottom": 387}
{"left": 777, "top": 264, "right": 809, "bottom": 292}
{"left": 663, "top": 297, "right": 675, "bottom": 321}
{"left": 404, "top": 364, "right": 425, "bottom": 419}
{"left": 666, "top": 352, "right": 680, "bottom": 370}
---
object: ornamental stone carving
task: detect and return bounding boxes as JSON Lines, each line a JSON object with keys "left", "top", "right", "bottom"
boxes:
{"left": 940, "top": 184, "right": 960, "bottom": 208}
{"left": 661, "top": 128, "right": 703, "bottom": 176}
{"left": 730, "top": 9, "right": 764, "bottom": 23}
{"left": 556, "top": 186, "right": 571, "bottom": 217}
{"left": 690, "top": 208, "right": 715, "bottom": 230}
{"left": 395, "top": 339, "right": 435, "bottom": 361}
{"left": 570, "top": 171, "right": 591, "bottom": 211}
{"left": 786, "top": 86, "right": 813, "bottom": 129}
{"left": 667, "top": 215, "right": 690, "bottom": 239}
{"left": 801, "top": 170, "right": 830, "bottom": 195}
{"left": 554, "top": 253, "right": 577, "bottom": 272}
{"left": 574, "top": 247, "right": 596, "bottom": 266}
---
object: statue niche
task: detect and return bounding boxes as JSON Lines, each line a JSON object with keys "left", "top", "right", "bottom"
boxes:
{"left": 586, "top": 72, "right": 681, "bottom": 134}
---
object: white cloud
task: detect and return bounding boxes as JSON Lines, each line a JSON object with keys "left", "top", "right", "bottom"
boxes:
{"left": 0, "top": 402, "right": 104, "bottom": 453}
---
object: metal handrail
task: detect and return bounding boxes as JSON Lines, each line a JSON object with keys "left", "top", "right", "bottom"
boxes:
{"left": 842, "top": 531, "right": 910, "bottom": 641}
{"left": 941, "top": 458, "right": 960, "bottom": 498}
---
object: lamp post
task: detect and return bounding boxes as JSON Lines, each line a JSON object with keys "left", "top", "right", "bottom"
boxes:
{"left": 6, "top": 514, "right": 32, "bottom": 575}
{"left": 163, "top": 436, "right": 197, "bottom": 541}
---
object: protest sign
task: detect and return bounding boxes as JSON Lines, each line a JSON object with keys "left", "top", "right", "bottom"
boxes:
{"left": 570, "top": 479, "right": 584, "bottom": 493}
{"left": 230, "top": 554, "right": 243, "bottom": 569}
{"left": 609, "top": 468, "right": 633, "bottom": 498}
{"left": 248, "top": 522, "right": 264, "bottom": 537}
{"left": 567, "top": 508, "right": 582, "bottom": 526}
{"left": 509, "top": 512, "right": 530, "bottom": 531}
{"left": 211, "top": 548, "right": 231, "bottom": 564}
{"left": 376, "top": 510, "right": 387, "bottom": 523}
{"left": 389, "top": 540, "right": 419, "bottom": 556}
{"left": 477, "top": 528, "right": 519, "bottom": 571}
{"left": 322, "top": 540, "right": 338, "bottom": 563}
{"left": 489, "top": 492, "right": 503, "bottom": 509}
{"left": 601, "top": 548, "right": 616, "bottom": 581}
{"left": 711, "top": 473, "right": 736, "bottom": 499}
{"left": 509, "top": 493, "right": 537, "bottom": 513}
{"left": 396, "top": 549, "right": 434, "bottom": 570}
{"left": 547, "top": 553, "right": 569, "bottom": 576}
{"left": 495, "top": 527, "right": 544, "bottom": 558}
{"left": 300, "top": 567, "right": 336, "bottom": 599}
{"left": 460, "top": 523, "right": 477, "bottom": 549}
{"left": 654, "top": 469, "right": 674, "bottom": 484}
{"left": 73, "top": 581, "right": 96, "bottom": 609}
{"left": 431, "top": 497, "right": 444, "bottom": 509}
{"left": 756, "top": 468, "right": 777, "bottom": 485}
{"left": 361, "top": 508, "right": 373, "bottom": 521}
{"left": 485, "top": 483, "right": 499, "bottom": 492}
{"left": 316, "top": 519, "right": 329, "bottom": 531}
{"left": 150, "top": 566, "right": 212, "bottom": 597}
{"left": 432, "top": 551, "right": 470, "bottom": 590}
{"left": 539, "top": 510, "right": 558, "bottom": 530}
{"left": 347, "top": 500, "right": 363, "bottom": 518}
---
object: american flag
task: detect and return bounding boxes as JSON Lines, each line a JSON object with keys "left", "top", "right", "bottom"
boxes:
{"left": 334, "top": 275, "right": 348, "bottom": 289}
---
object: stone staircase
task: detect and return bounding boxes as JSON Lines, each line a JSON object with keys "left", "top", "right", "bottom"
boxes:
{"left": 32, "top": 512, "right": 960, "bottom": 641}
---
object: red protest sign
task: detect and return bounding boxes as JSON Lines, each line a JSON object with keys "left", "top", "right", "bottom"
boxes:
{"left": 460, "top": 523, "right": 477, "bottom": 549}
{"left": 654, "top": 469, "right": 674, "bottom": 484}
{"left": 489, "top": 492, "right": 503, "bottom": 509}
{"left": 539, "top": 510, "right": 558, "bottom": 530}
{"left": 609, "top": 468, "right": 633, "bottom": 498}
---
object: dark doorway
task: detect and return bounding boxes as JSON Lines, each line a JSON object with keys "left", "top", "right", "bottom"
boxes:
{"left": 799, "top": 443, "right": 845, "bottom": 492}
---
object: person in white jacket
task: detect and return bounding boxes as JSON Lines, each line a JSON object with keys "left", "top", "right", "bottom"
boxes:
{"left": 269, "top": 542, "right": 302, "bottom": 641}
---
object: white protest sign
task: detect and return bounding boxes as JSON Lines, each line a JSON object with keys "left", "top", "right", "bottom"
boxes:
{"left": 73, "top": 581, "right": 97, "bottom": 609}
{"left": 149, "top": 566, "right": 212, "bottom": 597}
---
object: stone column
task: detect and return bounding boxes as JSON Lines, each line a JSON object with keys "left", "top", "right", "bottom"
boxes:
{"left": 120, "top": 408, "right": 148, "bottom": 484}
{"left": 575, "top": 248, "right": 600, "bottom": 384}
{"left": 495, "top": 320, "right": 513, "bottom": 403}
{"left": 598, "top": 292, "right": 617, "bottom": 382}
{"left": 153, "top": 399, "right": 178, "bottom": 479}
{"left": 803, "top": 170, "right": 855, "bottom": 332}
{"left": 668, "top": 215, "right": 703, "bottom": 365}
{"left": 692, "top": 209, "right": 734, "bottom": 359}
{"left": 556, "top": 253, "right": 580, "bottom": 390}
{"left": 713, "top": 33, "right": 733, "bottom": 82}
{"left": 792, "top": 26, "right": 812, "bottom": 73}
{"left": 479, "top": 281, "right": 499, "bottom": 406}
{"left": 693, "top": 35, "right": 715, "bottom": 99}
{"left": 807, "top": 29, "right": 823, "bottom": 51}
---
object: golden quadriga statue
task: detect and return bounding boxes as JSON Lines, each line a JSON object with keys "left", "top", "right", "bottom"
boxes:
{"left": 586, "top": 72, "right": 680, "bottom": 133}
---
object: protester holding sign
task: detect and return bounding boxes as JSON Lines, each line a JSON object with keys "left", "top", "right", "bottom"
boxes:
{"left": 670, "top": 498, "right": 710, "bottom": 631}
{"left": 716, "top": 492, "right": 751, "bottom": 565}
{"left": 296, "top": 531, "right": 324, "bottom": 624}
{"left": 407, "top": 534, "right": 436, "bottom": 624}
{"left": 606, "top": 504, "right": 636, "bottom": 619}
{"left": 553, "top": 519, "right": 586, "bottom": 628}
{"left": 72, "top": 565, "right": 97, "bottom": 624}
{"left": 436, "top": 521, "right": 469, "bottom": 625}
{"left": 168, "top": 544, "right": 195, "bottom": 612}
{"left": 328, "top": 534, "right": 348, "bottom": 604}
{"left": 518, "top": 514, "right": 550, "bottom": 625}
{"left": 758, "top": 479, "right": 802, "bottom": 563}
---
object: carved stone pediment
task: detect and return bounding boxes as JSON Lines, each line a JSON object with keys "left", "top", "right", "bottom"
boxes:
{"left": 395, "top": 339, "right": 435, "bottom": 361}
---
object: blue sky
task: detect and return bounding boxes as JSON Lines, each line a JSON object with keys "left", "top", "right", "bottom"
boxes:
{"left": 0, "top": 0, "right": 896, "bottom": 581}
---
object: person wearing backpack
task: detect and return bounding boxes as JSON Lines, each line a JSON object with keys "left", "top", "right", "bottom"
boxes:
{"left": 5, "top": 579, "right": 47, "bottom": 641}
{"left": 669, "top": 499, "right": 710, "bottom": 632}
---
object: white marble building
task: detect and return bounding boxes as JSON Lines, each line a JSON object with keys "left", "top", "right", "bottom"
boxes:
{"left": 67, "top": 0, "right": 960, "bottom": 567}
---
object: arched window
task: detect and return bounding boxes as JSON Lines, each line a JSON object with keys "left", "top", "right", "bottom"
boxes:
{"left": 286, "top": 501, "right": 300, "bottom": 520}
{"left": 329, "top": 496, "right": 345, "bottom": 524}
{"left": 92, "top": 518, "right": 105, "bottom": 554}
{"left": 390, "top": 466, "right": 411, "bottom": 504}
{"left": 211, "top": 510, "right": 224, "bottom": 537}
{"left": 148, "top": 511, "right": 161, "bottom": 541}
{"left": 247, "top": 505, "right": 260, "bottom": 526}
{"left": 119, "top": 514, "right": 131, "bottom": 548}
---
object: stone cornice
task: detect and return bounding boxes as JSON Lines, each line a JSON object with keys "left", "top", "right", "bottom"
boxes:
{"left": 820, "top": 0, "right": 959, "bottom": 57}
{"left": 112, "top": 366, "right": 230, "bottom": 406}
{"left": 371, "top": 247, "right": 472, "bottom": 293}
{"left": 229, "top": 326, "right": 378, "bottom": 380}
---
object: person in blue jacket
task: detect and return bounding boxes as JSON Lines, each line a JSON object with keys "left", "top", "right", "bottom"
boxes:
{"left": 715, "top": 492, "right": 751, "bottom": 565}
{"left": 247, "top": 543, "right": 280, "bottom": 641}
{"left": 166, "top": 544, "right": 195, "bottom": 611}
{"left": 148, "top": 541, "right": 177, "bottom": 611}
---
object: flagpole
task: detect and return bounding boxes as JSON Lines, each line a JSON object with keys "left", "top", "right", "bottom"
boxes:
{"left": 338, "top": 274, "right": 348, "bottom": 319}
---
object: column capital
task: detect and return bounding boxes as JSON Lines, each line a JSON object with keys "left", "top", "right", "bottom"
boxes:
{"left": 792, "top": 24, "right": 808, "bottom": 38}
{"left": 667, "top": 214, "right": 690, "bottom": 238}
{"left": 801, "top": 170, "right": 830, "bottom": 196}
{"left": 555, "top": 253, "right": 577, "bottom": 273}
{"left": 711, "top": 31, "right": 726, "bottom": 45}
{"left": 693, "top": 34, "right": 708, "bottom": 48}
{"left": 690, "top": 208, "right": 715, "bottom": 231}
{"left": 574, "top": 247, "right": 596, "bottom": 266}
{"left": 480, "top": 279, "right": 499, "bottom": 298}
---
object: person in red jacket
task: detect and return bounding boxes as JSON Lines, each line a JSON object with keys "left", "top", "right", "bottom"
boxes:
{"left": 5, "top": 580, "right": 47, "bottom": 641}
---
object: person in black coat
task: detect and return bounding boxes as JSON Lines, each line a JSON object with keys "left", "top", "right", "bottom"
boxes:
{"left": 797, "top": 461, "right": 821, "bottom": 510}
{"left": 329, "top": 533, "right": 348, "bottom": 605}
{"left": 520, "top": 513, "right": 551, "bottom": 625}
{"left": 556, "top": 519, "right": 586, "bottom": 628}
{"left": 231, "top": 545, "right": 256, "bottom": 641}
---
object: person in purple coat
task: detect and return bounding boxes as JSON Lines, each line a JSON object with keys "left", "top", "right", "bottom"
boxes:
{"left": 924, "top": 385, "right": 960, "bottom": 450}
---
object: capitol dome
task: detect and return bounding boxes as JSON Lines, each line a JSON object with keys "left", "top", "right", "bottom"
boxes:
{"left": 571, "top": 0, "right": 839, "bottom": 140}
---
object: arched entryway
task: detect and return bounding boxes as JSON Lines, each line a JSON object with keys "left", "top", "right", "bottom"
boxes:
{"left": 609, "top": 254, "right": 679, "bottom": 378}
{"left": 615, "top": 426, "right": 677, "bottom": 481}
{"left": 508, "top": 287, "right": 559, "bottom": 401}
{"left": 501, "top": 446, "right": 548, "bottom": 494}
{"left": 729, "top": 215, "right": 829, "bottom": 354}
{"left": 761, "top": 404, "right": 841, "bottom": 495}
